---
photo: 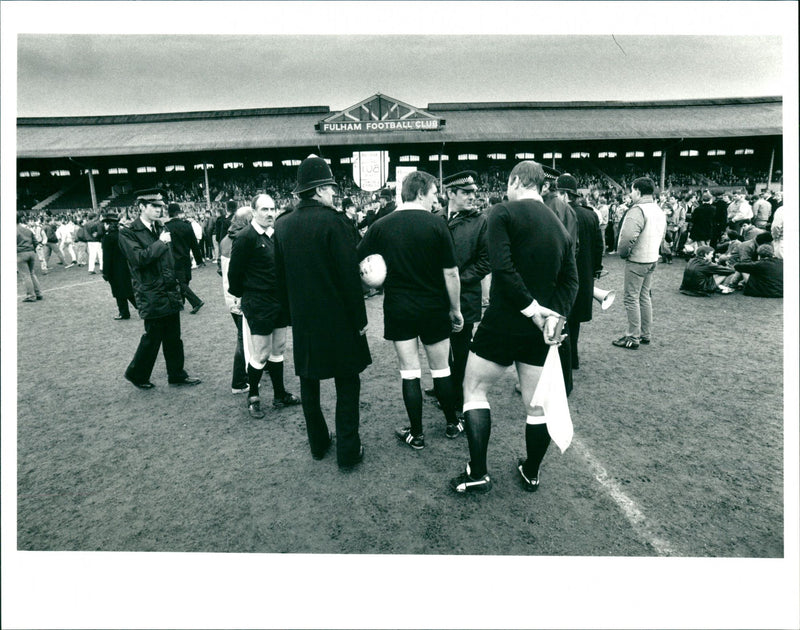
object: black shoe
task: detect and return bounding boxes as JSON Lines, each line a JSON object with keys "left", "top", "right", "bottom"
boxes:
{"left": 190, "top": 301, "right": 204, "bottom": 314}
{"left": 424, "top": 388, "right": 437, "bottom": 398}
{"left": 36, "top": 295, "right": 43, "bottom": 300}
{"left": 273, "top": 392, "right": 301, "bottom": 408}
{"left": 22, "top": 297, "right": 37, "bottom": 303}
{"left": 339, "top": 445, "right": 365, "bottom": 470}
{"left": 517, "top": 458, "right": 540, "bottom": 492}
{"left": 125, "top": 374, "right": 155, "bottom": 389}
{"left": 247, "top": 396, "right": 265, "bottom": 419}
{"left": 450, "top": 464, "right": 492, "bottom": 494}
{"left": 312, "top": 432, "right": 333, "bottom": 460}
{"left": 639, "top": 337, "right": 651, "bottom": 345}
{"left": 114, "top": 314, "right": 130, "bottom": 320}
{"left": 169, "top": 376, "right": 202, "bottom": 386}
{"left": 445, "top": 420, "right": 465, "bottom": 439}
{"left": 396, "top": 427, "right": 425, "bottom": 450}
{"left": 612, "top": 336, "right": 639, "bottom": 350}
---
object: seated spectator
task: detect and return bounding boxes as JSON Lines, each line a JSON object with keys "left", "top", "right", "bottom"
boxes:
{"left": 739, "top": 220, "right": 767, "bottom": 243}
{"left": 770, "top": 205, "right": 784, "bottom": 259}
{"left": 659, "top": 231, "right": 673, "bottom": 264}
{"left": 735, "top": 244, "right": 783, "bottom": 298}
{"left": 720, "top": 232, "right": 773, "bottom": 290}
{"left": 679, "top": 245, "right": 736, "bottom": 296}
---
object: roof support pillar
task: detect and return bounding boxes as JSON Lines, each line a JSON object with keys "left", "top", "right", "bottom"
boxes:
{"left": 767, "top": 146, "right": 775, "bottom": 187}
{"left": 204, "top": 163, "right": 211, "bottom": 211}
{"left": 87, "top": 168, "right": 98, "bottom": 212}
{"left": 660, "top": 151, "right": 666, "bottom": 191}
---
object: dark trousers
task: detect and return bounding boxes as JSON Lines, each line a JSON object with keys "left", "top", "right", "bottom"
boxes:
{"left": 567, "top": 316, "right": 582, "bottom": 368}
{"left": 177, "top": 277, "right": 203, "bottom": 309}
{"left": 116, "top": 295, "right": 137, "bottom": 318}
{"left": 125, "top": 312, "right": 187, "bottom": 383}
{"left": 450, "top": 323, "right": 474, "bottom": 411}
{"left": 300, "top": 374, "right": 361, "bottom": 466}
{"left": 231, "top": 313, "right": 247, "bottom": 389}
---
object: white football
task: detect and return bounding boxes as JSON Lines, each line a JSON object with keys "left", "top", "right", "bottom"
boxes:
{"left": 359, "top": 254, "right": 387, "bottom": 288}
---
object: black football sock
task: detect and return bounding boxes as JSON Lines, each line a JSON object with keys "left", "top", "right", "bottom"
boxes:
{"left": 247, "top": 364, "right": 264, "bottom": 398}
{"left": 463, "top": 407, "right": 491, "bottom": 478}
{"left": 524, "top": 422, "right": 551, "bottom": 478}
{"left": 401, "top": 378, "right": 423, "bottom": 437}
{"left": 433, "top": 375, "right": 458, "bottom": 425}
{"left": 266, "top": 359, "right": 286, "bottom": 399}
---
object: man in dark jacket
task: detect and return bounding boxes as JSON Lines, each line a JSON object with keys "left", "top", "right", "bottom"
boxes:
{"left": 441, "top": 170, "right": 490, "bottom": 419}
{"left": 164, "top": 202, "right": 205, "bottom": 314}
{"left": 735, "top": 244, "right": 783, "bottom": 298}
{"left": 553, "top": 174, "right": 604, "bottom": 371}
{"left": 118, "top": 189, "right": 201, "bottom": 389}
{"left": 227, "top": 193, "right": 300, "bottom": 419}
{"left": 214, "top": 200, "right": 236, "bottom": 271}
{"left": 85, "top": 213, "right": 104, "bottom": 274}
{"left": 274, "top": 156, "right": 371, "bottom": 468}
{"left": 373, "top": 188, "right": 397, "bottom": 222}
{"left": 101, "top": 212, "right": 137, "bottom": 319}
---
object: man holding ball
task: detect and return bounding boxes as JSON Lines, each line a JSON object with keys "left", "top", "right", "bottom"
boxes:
{"left": 357, "top": 170, "right": 464, "bottom": 450}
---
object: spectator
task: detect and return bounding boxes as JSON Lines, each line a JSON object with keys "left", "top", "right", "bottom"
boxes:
{"left": 688, "top": 191, "right": 717, "bottom": 248}
{"left": 679, "top": 245, "right": 736, "bottom": 296}
{"left": 17, "top": 212, "right": 43, "bottom": 302}
{"left": 85, "top": 213, "right": 104, "bottom": 274}
{"left": 74, "top": 219, "right": 89, "bottom": 267}
{"left": 101, "top": 212, "right": 137, "bottom": 320}
{"left": 735, "top": 244, "right": 783, "bottom": 298}
{"left": 770, "top": 205, "right": 784, "bottom": 259}
{"left": 56, "top": 217, "right": 77, "bottom": 268}
{"left": 219, "top": 206, "right": 253, "bottom": 395}
{"left": 613, "top": 177, "right": 667, "bottom": 350}
{"left": 752, "top": 191, "right": 773, "bottom": 229}
{"left": 727, "top": 188, "right": 753, "bottom": 230}
{"left": 164, "top": 203, "right": 205, "bottom": 315}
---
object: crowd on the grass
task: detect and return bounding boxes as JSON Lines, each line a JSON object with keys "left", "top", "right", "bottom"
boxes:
{"left": 17, "top": 171, "right": 785, "bottom": 304}
{"left": 16, "top": 154, "right": 786, "bottom": 500}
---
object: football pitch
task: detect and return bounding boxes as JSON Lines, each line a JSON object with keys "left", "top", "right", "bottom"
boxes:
{"left": 7, "top": 251, "right": 795, "bottom": 627}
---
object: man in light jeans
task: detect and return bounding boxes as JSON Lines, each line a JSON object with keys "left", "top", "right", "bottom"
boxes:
{"left": 613, "top": 177, "right": 666, "bottom": 350}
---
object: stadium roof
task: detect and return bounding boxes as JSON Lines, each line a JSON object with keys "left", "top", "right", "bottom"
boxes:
{"left": 17, "top": 95, "right": 782, "bottom": 159}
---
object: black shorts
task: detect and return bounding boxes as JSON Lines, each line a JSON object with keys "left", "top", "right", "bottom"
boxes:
{"left": 241, "top": 292, "right": 287, "bottom": 336}
{"left": 470, "top": 323, "right": 548, "bottom": 367}
{"left": 384, "top": 309, "right": 451, "bottom": 345}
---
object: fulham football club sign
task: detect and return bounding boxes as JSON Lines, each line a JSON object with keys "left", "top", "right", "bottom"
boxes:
{"left": 316, "top": 93, "right": 444, "bottom": 134}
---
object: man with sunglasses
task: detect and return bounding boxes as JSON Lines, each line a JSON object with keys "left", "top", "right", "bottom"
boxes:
{"left": 118, "top": 189, "right": 201, "bottom": 389}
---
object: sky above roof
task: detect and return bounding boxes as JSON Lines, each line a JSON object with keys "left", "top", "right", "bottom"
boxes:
{"left": 7, "top": 2, "right": 794, "bottom": 118}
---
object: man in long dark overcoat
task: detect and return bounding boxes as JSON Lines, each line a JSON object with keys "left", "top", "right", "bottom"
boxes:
{"left": 555, "top": 174, "right": 604, "bottom": 371}
{"left": 101, "top": 212, "right": 137, "bottom": 320}
{"left": 118, "top": 189, "right": 201, "bottom": 389}
{"left": 274, "top": 156, "right": 371, "bottom": 468}
{"left": 164, "top": 202, "right": 205, "bottom": 314}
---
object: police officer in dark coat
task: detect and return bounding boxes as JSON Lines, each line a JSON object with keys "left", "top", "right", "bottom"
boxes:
{"left": 555, "top": 174, "right": 604, "bottom": 371}
{"left": 274, "top": 156, "right": 371, "bottom": 468}
{"left": 101, "top": 211, "right": 137, "bottom": 320}
{"left": 118, "top": 189, "right": 201, "bottom": 389}
{"left": 164, "top": 202, "right": 205, "bottom": 314}
{"left": 441, "top": 171, "right": 490, "bottom": 416}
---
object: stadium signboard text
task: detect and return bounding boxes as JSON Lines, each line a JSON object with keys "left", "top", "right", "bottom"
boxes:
{"left": 319, "top": 119, "right": 441, "bottom": 133}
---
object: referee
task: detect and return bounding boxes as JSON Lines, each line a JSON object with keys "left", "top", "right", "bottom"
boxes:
{"left": 450, "top": 161, "right": 578, "bottom": 494}
{"left": 357, "top": 170, "right": 464, "bottom": 449}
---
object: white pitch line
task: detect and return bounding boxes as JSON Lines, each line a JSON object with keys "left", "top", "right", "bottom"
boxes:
{"left": 17, "top": 277, "right": 103, "bottom": 297}
{"left": 571, "top": 437, "right": 679, "bottom": 556}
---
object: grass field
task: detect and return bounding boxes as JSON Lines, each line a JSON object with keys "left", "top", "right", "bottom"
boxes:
{"left": 6, "top": 249, "right": 797, "bottom": 627}
{"left": 13, "top": 252, "right": 785, "bottom": 556}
